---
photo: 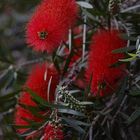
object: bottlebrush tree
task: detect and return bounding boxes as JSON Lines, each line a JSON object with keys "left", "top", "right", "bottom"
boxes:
{"left": 0, "top": 0, "right": 140, "bottom": 140}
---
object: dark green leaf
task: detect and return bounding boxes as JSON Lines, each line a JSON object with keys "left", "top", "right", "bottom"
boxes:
{"left": 58, "top": 109, "right": 85, "bottom": 117}
{"left": 129, "top": 90, "right": 140, "bottom": 97}
{"left": 19, "top": 103, "right": 47, "bottom": 119}
{"left": 0, "top": 90, "right": 20, "bottom": 101}
{"left": 25, "top": 87, "right": 54, "bottom": 108}
{"left": 112, "top": 46, "right": 135, "bottom": 54}
{"left": 126, "top": 108, "right": 140, "bottom": 125}
{"left": 62, "top": 117, "right": 85, "bottom": 134}
{"left": 61, "top": 117, "right": 90, "bottom": 126}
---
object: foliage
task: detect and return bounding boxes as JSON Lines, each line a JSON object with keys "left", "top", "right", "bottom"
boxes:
{"left": 0, "top": 0, "right": 140, "bottom": 140}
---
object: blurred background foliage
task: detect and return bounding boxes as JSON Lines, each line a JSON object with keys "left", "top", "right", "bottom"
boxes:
{"left": 0, "top": 0, "right": 42, "bottom": 139}
{"left": 0, "top": 0, "right": 140, "bottom": 140}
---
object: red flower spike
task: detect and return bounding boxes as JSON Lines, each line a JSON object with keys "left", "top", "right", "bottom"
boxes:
{"left": 86, "top": 29, "right": 127, "bottom": 96}
{"left": 14, "top": 63, "right": 59, "bottom": 134}
{"left": 25, "top": 63, "right": 59, "bottom": 102}
{"left": 43, "top": 124, "right": 64, "bottom": 140}
{"left": 26, "top": 0, "right": 78, "bottom": 53}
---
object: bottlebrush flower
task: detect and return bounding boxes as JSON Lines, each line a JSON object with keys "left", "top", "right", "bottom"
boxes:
{"left": 25, "top": 63, "right": 59, "bottom": 102}
{"left": 43, "top": 124, "right": 64, "bottom": 140}
{"left": 26, "top": 0, "right": 78, "bottom": 53}
{"left": 14, "top": 63, "right": 59, "bottom": 134}
{"left": 86, "top": 29, "right": 126, "bottom": 96}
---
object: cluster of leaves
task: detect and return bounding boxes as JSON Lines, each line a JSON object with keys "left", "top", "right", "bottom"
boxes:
{"left": 0, "top": 0, "right": 140, "bottom": 140}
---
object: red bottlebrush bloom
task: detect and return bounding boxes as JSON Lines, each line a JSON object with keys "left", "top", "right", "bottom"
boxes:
{"left": 14, "top": 63, "right": 59, "bottom": 134}
{"left": 43, "top": 124, "right": 64, "bottom": 140}
{"left": 26, "top": 0, "right": 78, "bottom": 53}
{"left": 86, "top": 29, "right": 126, "bottom": 96}
{"left": 25, "top": 63, "right": 59, "bottom": 102}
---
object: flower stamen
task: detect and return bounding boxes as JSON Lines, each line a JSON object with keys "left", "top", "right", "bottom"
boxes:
{"left": 38, "top": 31, "right": 48, "bottom": 40}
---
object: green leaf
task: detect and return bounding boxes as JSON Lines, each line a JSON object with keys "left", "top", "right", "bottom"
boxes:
{"left": 129, "top": 90, "right": 140, "bottom": 97}
{"left": 110, "top": 61, "right": 124, "bottom": 68}
{"left": 0, "top": 69, "right": 13, "bottom": 89}
{"left": 0, "top": 90, "right": 20, "bottom": 101}
{"left": 69, "top": 90, "right": 81, "bottom": 94}
{"left": 25, "top": 88, "right": 68, "bottom": 110}
{"left": 84, "top": 73, "right": 93, "bottom": 99}
{"left": 62, "top": 117, "right": 90, "bottom": 126}
{"left": 120, "top": 112, "right": 129, "bottom": 120}
{"left": 126, "top": 108, "right": 140, "bottom": 125}
{"left": 6, "top": 72, "right": 17, "bottom": 89}
{"left": 25, "top": 87, "right": 54, "bottom": 108}
{"left": 21, "top": 117, "right": 44, "bottom": 129}
{"left": 120, "top": 34, "right": 137, "bottom": 41}
{"left": 112, "top": 46, "right": 135, "bottom": 54}
{"left": 14, "top": 125, "right": 32, "bottom": 129}
{"left": 79, "top": 101, "right": 93, "bottom": 105}
{"left": 19, "top": 103, "right": 46, "bottom": 119}
{"left": 82, "top": 9, "right": 102, "bottom": 25}
{"left": 119, "top": 57, "right": 136, "bottom": 62}
{"left": 52, "top": 52, "right": 61, "bottom": 73}
{"left": 62, "top": 117, "right": 86, "bottom": 134}
{"left": 58, "top": 109, "right": 85, "bottom": 117}
{"left": 127, "top": 53, "right": 137, "bottom": 57}
{"left": 0, "top": 99, "right": 16, "bottom": 112}
{"left": 77, "top": 1, "right": 93, "bottom": 9}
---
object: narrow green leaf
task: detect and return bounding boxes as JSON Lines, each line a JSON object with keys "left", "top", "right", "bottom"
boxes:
{"left": 62, "top": 117, "right": 90, "bottom": 126}
{"left": 128, "top": 53, "right": 137, "bottom": 57}
{"left": 126, "top": 108, "right": 140, "bottom": 125}
{"left": 119, "top": 57, "right": 136, "bottom": 62}
{"left": 84, "top": 73, "right": 93, "bottom": 99}
{"left": 79, "top": 101, "right": 93, "bottom": 105}
{"left": 129, "top": 90, "right": 140, "bottom": 97}
{"left": 14, "top": 125, "right": 32, "bottom": 129}
{"left": 25, "top": 88, "right": 68, "bottom": 110}
{"left": 112, "top": 46, "right": 135, "bottom": 53}
{"left": 62, "top": 117, "right": 85, "bottom": 134}
{"left": 19, "top": 103, "right": 46, "bottom": 119}
{"left": 58, "top": 109, "right": 85, "bottom": 117}
{"left": 77, "top": 1, "right": 93, "bottom": 9}
{"left": 25, "top": 87, "right": 54, "bottom": 108}
{"left": 0, "top": 90, "right": 21, "bottom": 101}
